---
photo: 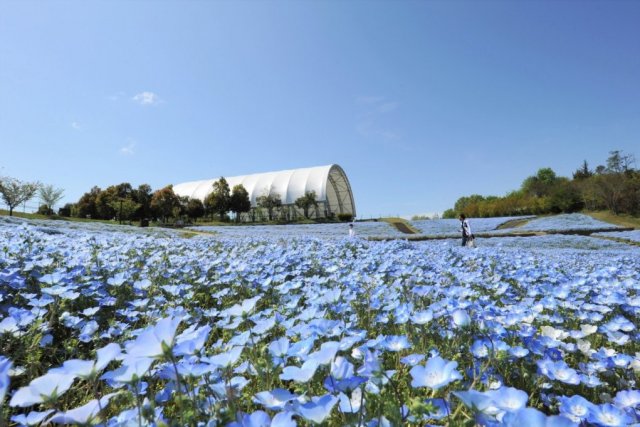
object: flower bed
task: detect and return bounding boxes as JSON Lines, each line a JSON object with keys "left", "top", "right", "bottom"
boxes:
{"left": 1, "top": 218, "right": 639, "bottom": 425}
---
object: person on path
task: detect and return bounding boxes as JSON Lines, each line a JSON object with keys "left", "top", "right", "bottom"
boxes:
{"left": 349, "top": 223, "right": 356, "bottom": 238}
{"left": 459, "top": 214, "right": 473, "bottom": 247}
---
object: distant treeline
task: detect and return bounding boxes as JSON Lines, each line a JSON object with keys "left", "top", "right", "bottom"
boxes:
{"left": 60, "top": 177, "right": 340, "bottom": 224}
{"left": 443, "top": 150, "right": 640, "bottom": 218}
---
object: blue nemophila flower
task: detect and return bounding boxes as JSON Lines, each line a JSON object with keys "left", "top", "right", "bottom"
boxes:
{"left": 451, "top": 309, "right": 471, "bottom": 328}
{"left": 586, "top": 403, "right": 633, "bottom": 426}
{"left": 252, "top": 316, "right": 276, "bottom": 335}
{"left": 107, "top": 398, "right": 166, "bottom": 426}
{"left": 330, "top": 356, "right": 354, "bottom": 380}
{"left": 287, "top": 337, "right": 316, "bottom": 359}
{"left": 271, "top": 411, "right": 296, "bottom": 427}
{"left": 339, "top": 388, "right": 363, "bottom": 413}
{"left": 124, "top": 316, "right": 181, "bottom": 359}
{"left": 356, "top": 349, "right": 382, "bottom": 378}
{"left": 10, "top": 372, "right": 76, "bottom": 407}
{"left": 484, "top": 387, "right": 528, "bottom": 412}
{"left": 229, "top": 410, "right": 271, "bottom": 427}
{"left": 174, "top": 324, "right": 212, "bottom": 356}
{"left": 400, "top": 354, "right": 425, "bottom": 366}
{"left": 410, "top": 309, "right": 433, "bottom": 325}
{"left": 537, "top": 358, "right": 580, "bottom": 385}
{"left": 0, "top": 356, "right": 12, "bottom": 402}
{"left": 471, "top": 339, "right": 493, "bottom": 358}
{"left": 557, "top": 395, "right": 595, "bottom": 422}
{"left": 50, "top": 342, "right": 121, "bottom": 380}
{"left": 453, "top": 390, "right": 496, "bottom": 415}
{"left": 224, "top": 295, "right": 261, "bottom": 317}
{"left": 268, "top": 337, "right": 290, "bottom": 366}
{"left": 508, "top": 346, "right": 530, "bottom": 358}
{"left": 424, "top": 398, "right": 450, "bottom": 420}
{"left": 10, "top": 409, "right": 55, "bottom": 426}
{"left": 294, "top": 394, "right": 338, "bottom": 424}
{"left": 78, "top": 320, "right": 100, "bottom": 342}
{"left": 210, "top": 375, "right": 250, "bottom": 399}
{"left": 613, "top": 389, "right": 640, "bottom": 408}
{"left": 382, "top": 335, "right": 412, "bottom": 352}
{"left": 307, "top": 341, "right": 340, "bottom": 365}
{"left": 502, "top": 408, "right": 578, "bottom": 427}
{"left": 280, "top": 359, "right": 320, "bottom": 383}
{"left": 49, "top": 393, "right": 117, "bottom": 424}
{"left": 410, "top": 356, "right": 462, "bottom": 390}
{"left": 101, "top": 357, "right": 153, "bottom": 385}
{"left": 204, "top": 346, "right": 244, "bottom": 369}
{"left": 253, "top": 388, "right": 299, "bottom": 411}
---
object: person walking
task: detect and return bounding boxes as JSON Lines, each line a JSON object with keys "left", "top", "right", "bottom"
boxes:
{"left": 348, "top": 223, "right": 356, "bottom": 238}
{"left": 459, "top": 214, "right": 473, "bottom": 247}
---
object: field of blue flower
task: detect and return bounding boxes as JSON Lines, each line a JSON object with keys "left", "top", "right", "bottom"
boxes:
{"left": 1, "top": 216, "right": 639, "bottom": 426}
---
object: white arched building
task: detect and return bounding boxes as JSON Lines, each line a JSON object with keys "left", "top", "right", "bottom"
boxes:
{"left": 173, "top": 164, "right": 356, "bottom": 221}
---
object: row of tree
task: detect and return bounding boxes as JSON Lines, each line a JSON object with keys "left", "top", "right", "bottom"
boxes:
{"left": 443, "top": 150, "right": 640, "bottom": 218}
{"left": 62, "top": 177, "right": 322, "bottom": 224}
{"left": 0, "top": 176, "right": 65, "bottom": 216}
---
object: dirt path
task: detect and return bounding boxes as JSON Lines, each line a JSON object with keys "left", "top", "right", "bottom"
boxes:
{"left": 368, "top": 227, "right": 635, "bottom": 242}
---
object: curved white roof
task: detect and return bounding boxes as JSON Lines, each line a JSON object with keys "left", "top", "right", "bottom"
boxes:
{"left": 173, "top": 164, "right": 356, "bottom": 216}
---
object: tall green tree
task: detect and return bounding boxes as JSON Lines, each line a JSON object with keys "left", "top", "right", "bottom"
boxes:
{"left": 606, "top": 150, "right": 635, "bottom": 174}
{"left": 0, "top": 177, "right": 40, "bottom": 216}
{"left": 573, "top": 160, "right": 593, "bottom": 180}
{"left": 229, "top": 184, "right": 251, "bottom": 222}
{"left": 151, "top": 185, "right": 180, "bottom": 223}
{"left": 134, "top": 184, "right": 153, "bottom": 220}
{"left": 204, "top": 177, "right": 231, "bottom": 221}
{"left": 521, "top": 168, "right": 558, "bottom": 197}
{"left": 295, "top": 191, "right": 318, "bottom": 219}
{"left": 75, "top": 186, "right": 101, "bottom": 218}
{"left": 256, "top": 190, "right": 282, "bottom": 221}
{"left": 109, "top": 198, "right": 141, "bottom": 224}
{"left": 186, "top": 198, "right": 205, "bottom": 222}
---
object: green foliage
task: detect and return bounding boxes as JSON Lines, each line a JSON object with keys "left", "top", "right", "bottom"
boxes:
{"left": 58, "top": 203, "right": 74, "bottom": 217}
{"left": 150, "top": 185, "right": 181, "bottom": 222}
{"left": 337, "top": 213, "right": 354, "bottom": 222}
{"left": 0, "top": 176, "right": 40, "bottom": 216}
{"left": 36, "top": 204, "right": 54, "bottom": 216}
{"left": 256, "top": 190, "right": 282, "bottom": 221}
{"left": 229, "top": 184, "right": 251, "bottom": 222}
{"left": 109, "top": 198, "right": 141, "bottom": 224}
{"left": 38, "top": 184, "right": 64, "bottom": 213}
{"left": 186, "top": 198, "right": 205, "bottom": 221}
{"left": 294, "top": 191, "right": 318, "bottom": 219}
{"left": 446, "top": 150, "right": 640, "bottom": 218}
{"left": 204, "top": 177, "right": 231, "bottom": 221}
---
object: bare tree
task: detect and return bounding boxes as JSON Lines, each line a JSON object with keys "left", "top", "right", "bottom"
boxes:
{"left": 39, "top": 184, "right": 65, "bottom": 214}
{"left": 0, "top": 177, "right": 40, "bottom": 216}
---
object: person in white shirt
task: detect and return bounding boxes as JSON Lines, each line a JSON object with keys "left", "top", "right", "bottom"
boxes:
{"left": 348, "top": 223, "right": 355, "bottom": 237}
{"left": 459, "top": 214, "right": 473, "bottom": 247}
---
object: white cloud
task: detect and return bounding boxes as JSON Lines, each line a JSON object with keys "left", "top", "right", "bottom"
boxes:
{"left": 107, "top": 91, "right": 126, "bottom": 101}
{"left": 71, "top": 121, "right": 81, "bottom": 130}
{"left": 119, "top": 139, "right": 136, "bottom": 156}
{"left": 132, "top": 91, "right": 162, "bottom": 106}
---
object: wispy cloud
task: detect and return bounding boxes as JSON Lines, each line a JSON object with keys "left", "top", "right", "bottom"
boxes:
{"left": 107, "top": 91, "right": 126, "bottom": 102}
{"left": 132, "top": 91, "right": 162, "bottom": 106}
{"left": 71, "top": 121, "right": 81, "bottom": 130}
{"left": 119, "top": 138, "right": 136, "bottom": 156}
{"left": 355, "top": 96, "right": 401, "bottom": 140}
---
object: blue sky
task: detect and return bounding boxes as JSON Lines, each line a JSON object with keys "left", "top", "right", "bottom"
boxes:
{"left": 1, "top": 1, "right": 638, "bottom": 218}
